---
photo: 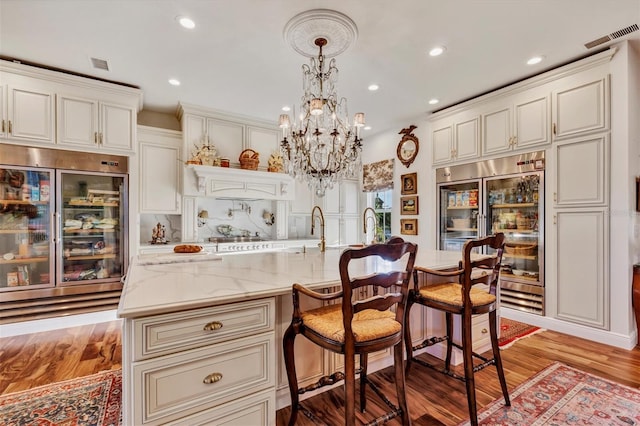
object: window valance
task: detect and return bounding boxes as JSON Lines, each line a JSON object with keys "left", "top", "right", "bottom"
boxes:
{"left": 362, "top": 159, "right": 394, "bottom": 192}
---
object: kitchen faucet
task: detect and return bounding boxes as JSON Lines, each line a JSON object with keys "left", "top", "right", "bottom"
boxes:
{"left": 362, "top": 207, "right": 376, "bottom": 244}
{"left": 311, "top": 205, "right": 326, "bottom": 252}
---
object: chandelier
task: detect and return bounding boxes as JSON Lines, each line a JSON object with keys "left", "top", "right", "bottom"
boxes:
{"left": 278, "top": 36, "right": 365, "bottom": 197}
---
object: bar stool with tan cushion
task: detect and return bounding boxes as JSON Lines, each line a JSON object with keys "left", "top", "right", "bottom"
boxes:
{"left": 283, "top": 237, "right": 417, "bottom": 426}
{"left": 404, "top": 233, "right": 510, "bottom": 426}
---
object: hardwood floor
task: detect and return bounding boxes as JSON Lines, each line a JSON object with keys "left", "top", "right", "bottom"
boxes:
{"left": 1, "top": 320, "right": 639, "bottom": 425}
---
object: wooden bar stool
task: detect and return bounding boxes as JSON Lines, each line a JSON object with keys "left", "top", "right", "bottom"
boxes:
{"left": 283, "top": 237, "right": 417, "bottom": 426}
{"left": 404, "top": 233, "right": 510, "bottom": 426}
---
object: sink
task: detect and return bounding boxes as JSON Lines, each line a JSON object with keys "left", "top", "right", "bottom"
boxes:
{"left": 208, "top": 236, "right": 265, "bottom": 243}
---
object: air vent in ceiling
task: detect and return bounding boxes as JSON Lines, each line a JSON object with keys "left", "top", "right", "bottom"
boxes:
{"left": 90, "top": 57, "right": 109, "bottom": 71}
{"left": 584, "top": 23, "right": 639, "bottom": 49}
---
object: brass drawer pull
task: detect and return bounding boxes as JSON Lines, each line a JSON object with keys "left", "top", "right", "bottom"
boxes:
{"left": 203, "top": 372, "right": 223, "bottom": 384}
{"left": 203, "top": 321, "right": 223, "bottom": 331}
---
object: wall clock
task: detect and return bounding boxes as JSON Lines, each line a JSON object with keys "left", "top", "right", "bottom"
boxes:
{"left": 397, "top": 125, "right": 419, "bottom": 168}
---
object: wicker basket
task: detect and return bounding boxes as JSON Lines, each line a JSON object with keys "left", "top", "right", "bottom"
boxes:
{"left": 239, "top": 149, "right": 259, "bottom": 170}
{"left": 504, "top": 243, "right": 537, "bottom": 256}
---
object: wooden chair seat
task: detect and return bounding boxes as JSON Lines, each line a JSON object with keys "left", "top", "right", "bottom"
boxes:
{"left": 302, "top": 304, "right": 399, "bottom": 343}
{"left": 417, "top": 282, "right": 496, "bottom": 307}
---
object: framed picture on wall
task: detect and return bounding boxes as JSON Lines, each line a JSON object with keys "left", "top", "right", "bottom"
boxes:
{"left": 401, "top": 172, "right": 417, "bottom": 195}
{"left": 400, "top": 196, "right": 419, "bottom": 215}
{"left": 400, "top": 218, "right": 418, "bottom": 235}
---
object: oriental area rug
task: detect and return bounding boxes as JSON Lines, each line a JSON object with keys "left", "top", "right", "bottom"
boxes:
{"left": 0, "top": 369, "right": 122, "bottom": 426}
{"left": 498, "top": 318, "right": 544, "bottom": 349}
{"left": 458, "top": 362, "right": 640, "bottom": 426}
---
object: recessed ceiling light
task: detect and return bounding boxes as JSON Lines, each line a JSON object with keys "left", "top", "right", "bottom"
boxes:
{"left": 428, "top": 98, "right": 439, "bottom": 105}
{"left": 368, "top": 84, "right": 379, "bottom": 91}
{"left": 177, "top": 16, "right": 195, "bottom": 29}
{"left": 527, "top": 56, "right": 544, "bottom": 65}
{"left": 168, "top": 78, "right": 181, "bottom": 86}
{"left": 429, "top": 46, "right": 446, "bottom": 57}
{"left": 364, "top": 126, "right": 371, "bottom": 131}
{"left": 282, "top": 106, "right": 291, "bottom": 112}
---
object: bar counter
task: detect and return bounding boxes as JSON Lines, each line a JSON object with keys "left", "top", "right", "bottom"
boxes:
{"left": 117, "top": 247, "right": 465, "bottom": 425}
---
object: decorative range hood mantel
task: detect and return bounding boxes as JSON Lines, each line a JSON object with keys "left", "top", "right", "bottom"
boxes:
{"left": 187, "top": 164, "right": 295, "bottom": 200}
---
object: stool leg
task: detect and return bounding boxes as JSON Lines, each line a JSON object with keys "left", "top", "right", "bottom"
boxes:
{"left": 359, "top": 353, "right": 368, "bottom": 412}
{"left": 461, "top": 312, "right": 478, "bottom": 426}
{"left": 489, "top": 310, "right": 510, "bottom": 406}
{"left": 394, "top": 341, "right": 412, "bottom": 425}
{"left": 404, "top": 296, "right": 415, "bottom": 373}
{"left": 283, "top": 324, "right": 300, "bottom": 426}
{"left": 444, "top": 312, "right": 454, "bottom": 371}
{"left": 344, "top": 347, "right": 356, "bottom": 426}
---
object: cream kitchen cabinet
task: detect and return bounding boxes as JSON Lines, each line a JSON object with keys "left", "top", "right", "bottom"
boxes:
{"left": 138, "top": 126, "right": 182, "bottom": 214}
{"left": 481, "top": 91, "right": 550, "bottom": 156}
{"left": 0, "top": 81, "right": 55, "bottom": 145}
{"left": 289, "top": 180, "right": 315, "bottom": 215}
{"left": 319, "top": 179, "right": 360, "bottom": 246}
{"left": 57, "top": 94, "right": 136, "bottom": 154}
{"left": 178, "top": 103, "right": 280, "bottom": 170}
{"left": 553, "top": 134, "right": 608, "bottom": 207}
{"left": 552, "top": 208, "right": 609, "bottom": 329}
{"left": 552, "top": 72, "right": 609, "bottom": 141}
{"left": 123, "top": 298, "right": 276, "bottom": 425}
{"left": 431, "top": 111, "right": 480, "bottom": 165}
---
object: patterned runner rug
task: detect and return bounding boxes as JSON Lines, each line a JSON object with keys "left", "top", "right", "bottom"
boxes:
{"left": 0, "top": 369, "right": 122, "bottom": 426}
{"left": 499, "top": 317, "right": 544, "bottom": 349}
{"left": 458, "top": 362, "right": 640, "bottom": 425}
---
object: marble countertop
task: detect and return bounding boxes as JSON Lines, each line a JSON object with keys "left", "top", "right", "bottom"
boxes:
{"left": 117, "top": 247, "right": 465, "bottom": 319}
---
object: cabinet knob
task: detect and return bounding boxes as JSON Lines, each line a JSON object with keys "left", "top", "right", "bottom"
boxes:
{"left": 481, "top": 328, "right": 488, "bottom": 334}
{"left": 203, "top": 321, "right": 223, "bottom": 331}
{"left": 203, "top": 372, "right": 223, "bottom": 384}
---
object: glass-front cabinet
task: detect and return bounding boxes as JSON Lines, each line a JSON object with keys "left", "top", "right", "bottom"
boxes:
{"left": 438, "top": 181, "right": 480, "bottom": 251}
{"left": 0, "top": 167, "right": 54, "bottom": 291}
{"left": 58, "top": 171, "right": 126, "bottom": 286}
{"left": 486, "top": 173, "right": 542, "bottom": 286}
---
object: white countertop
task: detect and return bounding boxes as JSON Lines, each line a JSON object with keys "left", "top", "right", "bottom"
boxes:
{"left": 117, "top": 247, "right": 464, "bottom": 319}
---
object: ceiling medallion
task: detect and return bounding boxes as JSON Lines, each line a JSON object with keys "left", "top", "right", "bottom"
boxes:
{"left": 279, "top": 10, "right": 364, "bottom": 198}
{"left": 283, "top": 9, "right": 358, "bottom": 58}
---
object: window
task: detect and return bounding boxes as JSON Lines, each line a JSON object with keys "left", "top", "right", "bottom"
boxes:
{"left": 369, "top": 190, "right": 392, "bottom": 243}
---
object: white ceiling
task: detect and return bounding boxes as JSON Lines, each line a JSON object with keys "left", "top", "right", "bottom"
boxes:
{"left": 1, "top": 0, "right": 639, "bottom": 136}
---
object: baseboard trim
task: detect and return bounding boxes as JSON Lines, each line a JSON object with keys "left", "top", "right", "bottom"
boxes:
{"left": 500, "top": 308, "right": 636, "bottom": 350}
{"left": 0, "top": 309, "right": 118, "bottom": 338}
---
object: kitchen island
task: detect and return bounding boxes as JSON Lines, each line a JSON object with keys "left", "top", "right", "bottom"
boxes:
{"left": 118, "top": 247, "right": 467, "bottom": 425}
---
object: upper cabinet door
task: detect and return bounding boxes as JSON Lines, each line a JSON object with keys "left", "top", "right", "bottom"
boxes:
{"left": 514, "top": 93, "right": 550, "bottom": 149}
{"left": 552, "top": 74, "right": 609, "bottom": 141}
{"left": 431, "top": 122, "right": 454, "bottom": 165}
{"left": 57, "top": 95, "right": 99, "bottom": 148}
{"left": 100, "top": 102, "right": 135, "bottom": 152}
{"left": 554, "top": 134, "right": 608, "bottom": 207}
{"left": 206, "top": 118, "right": 244, "bottom": 167}
{"left": 6, "top": 85, "right": 54, "bottom": 144}
{"left": 482, "top": 104, "right": 511, "bottom": 156}
{"left": 454, "top": 116, "right": 480, "bottom": 161}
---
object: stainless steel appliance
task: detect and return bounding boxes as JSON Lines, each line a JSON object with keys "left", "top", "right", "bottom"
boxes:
{"left": 436, "top": 151, "right": 545, "bottom": 315}
{"left": 0, "top": 145, "right": 128, "bottom": 323}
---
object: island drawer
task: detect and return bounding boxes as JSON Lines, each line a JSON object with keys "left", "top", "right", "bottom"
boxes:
{"left": 133, "top": 331, "right": 275, "bottom": 425}
{"left": 132, "top": 297, "right": 275, "bottom": 360}
{"left": 164, "top": 388, "right": 275, "bottom": 425}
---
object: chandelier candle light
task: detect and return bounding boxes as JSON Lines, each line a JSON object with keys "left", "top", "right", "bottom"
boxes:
{"left": 279, "top": 36, "right": 365, "bottom": 197}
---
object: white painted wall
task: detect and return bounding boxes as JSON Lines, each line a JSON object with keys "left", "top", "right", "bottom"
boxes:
{"left": 361, "top": 119, "right": 432, "bottom": 248}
